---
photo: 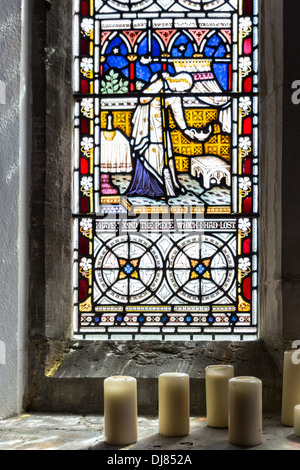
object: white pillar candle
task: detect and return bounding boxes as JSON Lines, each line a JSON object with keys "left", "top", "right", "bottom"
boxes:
{"left": 205, "top": 364, "right": 234, "bottom": 428}
{"left": 294, "top": 405, "right": 300, "bottom": 437}
{"left": 228, "top": 376, "right": 262, "bottom": 447}
{"left": 158, "top": 373, "right": 190, "bottom": 437}
{"left": 281, "top": 350, "right": 300, "bottom": 426}
{"left": 104, "top": 376, "right": 138, "bottom": 446}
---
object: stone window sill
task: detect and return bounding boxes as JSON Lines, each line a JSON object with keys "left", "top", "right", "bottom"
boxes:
{"left": 0, "top": 413, "right": 297, "bottom": 451}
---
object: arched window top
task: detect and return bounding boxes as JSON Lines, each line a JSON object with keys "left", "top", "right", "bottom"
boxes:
{"left": 73, "top": 0, "right": 259, "bottom": 340}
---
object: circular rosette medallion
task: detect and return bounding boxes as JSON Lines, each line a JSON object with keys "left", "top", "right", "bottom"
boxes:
{"left": 95, "top": 234, "right": 164, "bottom": 303}
{"left": 167, "top": 234, "right": 236, "bottom": 303}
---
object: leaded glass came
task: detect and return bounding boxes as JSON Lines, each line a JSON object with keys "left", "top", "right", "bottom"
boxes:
{"left": 73, "top": 0, "right": 259, "bottom": 340}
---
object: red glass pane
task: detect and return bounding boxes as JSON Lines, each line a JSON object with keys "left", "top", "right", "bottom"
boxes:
{"left": 80, "top": 157, "right": 89, "bottom": 174}
{"left": 243, "top": 77, "right": 252, "bottom": 93}
{"left": 243, "top": 196, "right": 252, "bottom": 213}
{"left": 243, "top": 238, "right": 251, "bottom": 255}
{"left": 243, "top": 277, "right": 251, "bottom": 301}
{"left": 80, "top": 236, "right": 89, "bottom": 255}
{"left": 81, "top": 0, "right": 89, "bottom": 16}
{"left": 79, "top": 278, "right": 88, "bottom": 301}
{"left": 81, "top": 79, "right": 89, "bottom": 94}
{"left": 244, "top": 38, "right": 252, "bottom": 55}
{"left": 80, "top": 197, "right": 89, "bottom": 213}
{"left": 243, "top": 157, "right": 252, "bottom": 175}
{"left": 130, "top": 63, "right": 135, "bottom": 81}
{"left": 243, "top": 0, "right": 252, "bottom": 14}
{"left": 81, "top": 117, "right": 89, "bottom": 134}
{"left": 243, "top": 117, "right": 252, "bottom": 134}
{"left": 81, "top": 38, "right": 88, "bottom": 55}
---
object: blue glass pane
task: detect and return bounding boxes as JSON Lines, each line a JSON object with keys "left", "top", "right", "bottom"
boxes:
{"left": 120, "top": 43, "right": 127, "bottom": 55}
{"left": 106, "top": 37, "right": 122, "bottom": 53}
{"left": 138, "top": 38, "right": 161, "bottom": 57}
{"left": 174, "top": 34, "right": 189, "bottom": 45}
{"left": 150, "top": 63, "right": 162, "bottom": 73}
{"left": 213, "top": 63, "right": 228, "bottom": 90}
{"left": 215, "top": 45, "right": 227, "bottom": 58}
{"left": 152, "top": 38, "right": 161, "bottom": 57}
{"left": 172, "top": 47, "right": 183, "bottom": 58}
{"left": 185, "top": 43, "right": 194, "bottom": 57}
{"left": 138, "top": 37, "right": 148, "bottom": 55}
{"left": 107, "top": 56, "right": 128, "bottom": 69}
{"left": 204, "top": 46, "right": 215, "bottom": 57}
{"left": 171, "top": 34, "right": 194, "bottom": 58}
{"left": 207, "top": 34, "right": 221, "bottom": 46}
{"left": 136, "top": 62, "right": 151, "bottom": 81}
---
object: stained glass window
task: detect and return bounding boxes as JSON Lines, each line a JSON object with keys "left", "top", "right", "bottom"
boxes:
{"left": 73, "top": 0, "right": 259, "bottom": 340}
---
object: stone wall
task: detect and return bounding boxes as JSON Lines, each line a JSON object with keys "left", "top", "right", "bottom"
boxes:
{"left": 0, "top": 0, "right": 29, "bottom": 419}
{"left": 281, "top": 1, "right": 300, "bottom": 340}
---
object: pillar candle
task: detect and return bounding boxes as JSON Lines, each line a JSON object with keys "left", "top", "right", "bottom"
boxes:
{"left": 228, "top": 376, "right": 262, "bottom": 447}
{"left": 281, "top": 350, "right": 300, "bottom": 426}
{"left": 294, "top": 405, "right": 300, "bottom": 437}
{"left": 158, "top": 373, "right": 190, "bottom": 437}
{"left": 205, "top": 364, "right": 234, "bottom": 428}
{"left": 104, "top": 376, "right": 138, "bottom": 446}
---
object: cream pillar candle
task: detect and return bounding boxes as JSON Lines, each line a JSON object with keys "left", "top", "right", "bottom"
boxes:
{"left": 281, "top": 350, "right": 300, "bottom": 426}
{"left": 159, "top": 373, "right": 190, "bottom": 437}
{"left": 294, "top": 405, "right": 300, "bottom": 437}
{"left": 104, "top": 376, "right": 138, "bottom": 446}
{"left": 205, "top": 364, "right": 234, "bottom": 428}
{"left": 228, "top": 376, "right": 262, "bottom": 447}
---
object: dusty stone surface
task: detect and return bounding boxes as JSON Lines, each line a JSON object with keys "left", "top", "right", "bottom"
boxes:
{"left": 0, "top": 413, "right": 299, "bottom": 451}
{"left": 44, "top": 339, "right": 281, "bottom": 380}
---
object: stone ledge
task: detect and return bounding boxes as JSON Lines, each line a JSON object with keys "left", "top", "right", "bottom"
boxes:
{"left": 0, "top": 413, "right": 298, "bottom": 451}
{"left": 44, "top": 339, "right": 280, "bottom": 379}
{"left": 25, "top": 339, "right": 283, "bottom": 415}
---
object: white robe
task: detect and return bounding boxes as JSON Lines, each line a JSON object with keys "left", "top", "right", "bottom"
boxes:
{"left": 131, "top": 79, "right": 188, "bottom": 185}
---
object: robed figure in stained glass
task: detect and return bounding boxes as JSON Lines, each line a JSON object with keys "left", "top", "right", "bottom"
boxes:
{"left": 126, "top": 72, "right": 213, "bottom": 199}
